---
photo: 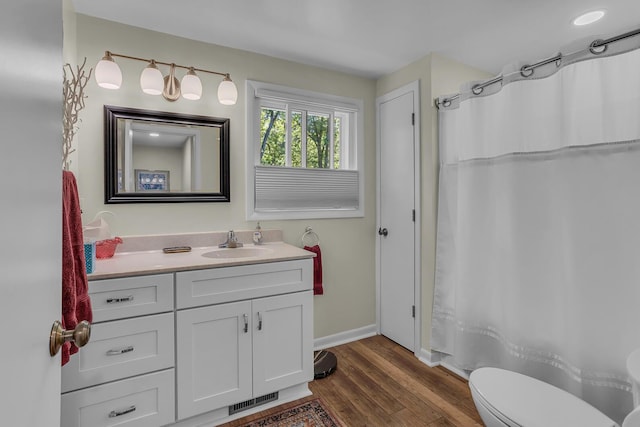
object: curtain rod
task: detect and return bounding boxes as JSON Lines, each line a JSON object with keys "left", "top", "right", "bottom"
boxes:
{"left": 436, "top": 27, "right": 640, "bottom": 109}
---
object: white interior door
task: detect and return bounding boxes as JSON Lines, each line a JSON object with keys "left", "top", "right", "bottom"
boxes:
{"left": 0, "top": 2, "right": 63, "bottom": 425}
{"left": 377, "top": 82, "right": 420, "bottom": 351}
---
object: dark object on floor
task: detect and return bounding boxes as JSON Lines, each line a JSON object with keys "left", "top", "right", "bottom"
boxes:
{"left": 314, "top": 350, "right": 337, "bottom": 379}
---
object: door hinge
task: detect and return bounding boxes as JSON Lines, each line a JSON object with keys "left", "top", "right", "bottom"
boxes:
{"left": 411, "top": 113, "right": 415, "bottom": 126}
{"left": 412, "top": 305, "right": 415, "bottom": 318}
{"left": 412, "top": 209, "right": 415, "bottom": 222}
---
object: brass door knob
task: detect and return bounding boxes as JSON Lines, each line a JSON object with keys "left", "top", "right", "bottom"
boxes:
{"left": 49, "top": 320, "right": 91, "bottom": 357}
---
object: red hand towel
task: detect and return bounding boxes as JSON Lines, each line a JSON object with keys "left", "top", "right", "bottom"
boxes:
{"left": 304, "top": 245, "right": 323, "bottom": 295}
{"left": 61, "top": 171, "right": 93, "bottom": 366}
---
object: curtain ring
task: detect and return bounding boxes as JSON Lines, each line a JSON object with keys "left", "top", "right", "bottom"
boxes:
{"left": 471, "top": 85, "right": 484, "bottom": 95}
{"left": 554, "top": 55, "right": 562, "bottom": 68}
{"left": 520, "top": 65, "right": 534, "bottom": 78}
{"left": 589, "top": 39, "right": 608, "bottom": 55}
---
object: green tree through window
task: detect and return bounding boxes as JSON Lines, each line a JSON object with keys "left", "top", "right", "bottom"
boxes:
{"left": 260, "top": 107, "right": 342, "bottom": 169}
{"left": 260, "top": 108, "right": 285, "bottom": 166}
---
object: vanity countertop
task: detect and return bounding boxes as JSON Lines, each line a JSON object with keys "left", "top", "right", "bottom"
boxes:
{"left": 88, "top": 241, "right": 314, "bottom": 280}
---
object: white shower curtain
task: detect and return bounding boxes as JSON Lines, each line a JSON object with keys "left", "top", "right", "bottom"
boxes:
{"left": 433, "top": 36, "right": 640, "bottom": 423}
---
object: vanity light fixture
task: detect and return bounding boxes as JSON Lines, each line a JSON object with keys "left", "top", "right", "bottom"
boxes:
{"left": 94, "top": 51, "right": 237, "bottom": 105}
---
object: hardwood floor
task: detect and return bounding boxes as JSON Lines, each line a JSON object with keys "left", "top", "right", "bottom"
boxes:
{"left": 220, "top": 335, "right": 484, "bottom": 426}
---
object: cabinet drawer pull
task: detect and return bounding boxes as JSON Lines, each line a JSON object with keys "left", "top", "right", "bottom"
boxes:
{"left": 106, "top": 295, "right": 134, "bottom": 304}
{"left": 108, "top": 405, "right": 136, "bottom": 418}
{"left": 257, "top": 312, "right": 263, "bottom": 331}
{"left": 243, "top": 314, "right": 248, "bottom": 333}
{"left": 106, "top": 345, "right": 135, "bottom": 356}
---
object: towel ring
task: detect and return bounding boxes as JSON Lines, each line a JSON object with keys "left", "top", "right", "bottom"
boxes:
{"left": 301, "top": 226, "right": 320, "bottom": 247}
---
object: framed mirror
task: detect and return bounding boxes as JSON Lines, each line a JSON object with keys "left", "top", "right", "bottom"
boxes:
{"left": 104, "top": 105, "right": 230, "bottom": 203}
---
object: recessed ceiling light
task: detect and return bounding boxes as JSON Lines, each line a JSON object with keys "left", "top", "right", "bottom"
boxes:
{"left": 149, "top": 132, "right": 160, "bottom": 137}
{"left": 573, "top": 10, "right": 605, "bottom": 26}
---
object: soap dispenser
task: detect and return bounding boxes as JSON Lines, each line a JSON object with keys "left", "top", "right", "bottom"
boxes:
{"left": 253, "top": 222, "right": 263, "bottom": 245}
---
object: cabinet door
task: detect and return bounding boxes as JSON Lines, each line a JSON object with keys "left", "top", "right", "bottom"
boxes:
{"left": 252, "top": 291, "right": 313, "bottom": 396}
{"left": 176, "top": 301, "right": 253, "bottom": 420}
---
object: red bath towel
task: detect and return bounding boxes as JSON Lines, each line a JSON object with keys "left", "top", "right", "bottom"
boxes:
{"left": 304, "top": 245, "right": 323, "bottom": 295}
{"left": 61, "top": 170, "right": 93, "bottom": 366}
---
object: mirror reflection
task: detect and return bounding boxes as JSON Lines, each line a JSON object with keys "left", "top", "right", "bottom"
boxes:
{"left": 105, "top": 106, "right": 230, "bottom": 203}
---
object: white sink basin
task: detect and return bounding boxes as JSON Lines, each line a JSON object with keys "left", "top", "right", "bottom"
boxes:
{"left": 202, "top": 247, "right": 273, "bottom": 259}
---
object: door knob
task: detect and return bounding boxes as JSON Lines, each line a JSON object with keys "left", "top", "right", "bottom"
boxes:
{"left": 378, "top": 227, "right": 388, "bottom": 237}
{"left": 49, "top": 320, "right": 91, "bottom": 357}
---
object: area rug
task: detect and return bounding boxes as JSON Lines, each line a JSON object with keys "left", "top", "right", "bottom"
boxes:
{"left": 240, "top": 398, "right": 343, "bottom": 427}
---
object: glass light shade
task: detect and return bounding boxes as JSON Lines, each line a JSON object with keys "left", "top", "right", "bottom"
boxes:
{"left": 181, "top": 68, "right": 202, "bottom": 100}
{"left": 95, "top": 53, "right": 122, "bottom": 89}
{"left": 218, "top": 77, "right": 238, "bottom": 105}
{"left": 140, "top": 61, "right": 164, "bottom": 95}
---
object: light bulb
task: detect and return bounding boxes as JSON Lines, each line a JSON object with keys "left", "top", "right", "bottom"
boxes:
{"left": 95, "top": 51, "right": 122, "bottom": 90}
{"left": 181, "top": 67, "right": 202, "bottom": 100}
{"left": 217, "top": 75, "right": 238, "bottom": 105}
{"left": 140, "top": 60, "right": 164, "bottom": 95}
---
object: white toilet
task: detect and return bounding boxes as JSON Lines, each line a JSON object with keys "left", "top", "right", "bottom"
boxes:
{"left": 469, "top": 348, "right": 640, "bottom": 427}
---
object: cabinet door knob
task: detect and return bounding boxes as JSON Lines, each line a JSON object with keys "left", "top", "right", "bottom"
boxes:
{"left": 243, "top": 314, "right": 248, "bottom": 333}
{"left": 49, "top": 320, "right": 91, "bottom": 356}
{"left": 257, "top": 312, "right": 263, "bottom": 331}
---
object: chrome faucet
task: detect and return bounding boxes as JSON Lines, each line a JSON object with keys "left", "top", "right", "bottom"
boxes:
{"left": 218, "top": 230, "right": 243, "bottom": 248}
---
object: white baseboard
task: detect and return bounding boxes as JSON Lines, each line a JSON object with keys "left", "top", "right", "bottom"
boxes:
{"left": 440, "top": 360, "right": 470, "bottom": 380}
{"left": 417, "top": 349, "right": 470, "bottom": 380}
{"left": 313, "top": 324, "right": 377, "bottom": 350}
{"left": 417, "top": 347, "right": 442, "bottom": 367}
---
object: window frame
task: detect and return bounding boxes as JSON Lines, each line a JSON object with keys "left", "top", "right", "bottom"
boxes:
{"left": 246, "top": 80, "right": 365, "bottom": 220}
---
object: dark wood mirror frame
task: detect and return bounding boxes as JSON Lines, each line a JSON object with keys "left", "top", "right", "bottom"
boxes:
{"left": 104, "top": 105, "right": 230, "bottom": 203}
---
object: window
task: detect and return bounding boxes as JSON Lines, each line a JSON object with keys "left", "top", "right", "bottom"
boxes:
{"left": 260, "top": 106, "right": 345, "bottom": 169}
{"left": 246, "top": 80, "right": 364, "bottom": 220}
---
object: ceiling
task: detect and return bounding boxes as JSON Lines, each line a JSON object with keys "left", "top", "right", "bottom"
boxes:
{"left": 71, "top": 0, "right": 640, "bottom": 78}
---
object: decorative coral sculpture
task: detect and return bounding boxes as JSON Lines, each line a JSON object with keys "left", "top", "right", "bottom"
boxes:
{"left": 62, "top": 58, "right": 92, "bottom": 170}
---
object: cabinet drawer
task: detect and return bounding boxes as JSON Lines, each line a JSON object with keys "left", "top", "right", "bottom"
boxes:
{"left": 61, "top": 369, "right": 175, "bottom": 427}
{"left": 176, "top": 259, "right": 312, "bottom": 309}
{"left": 89, "top": 274, "right": 173, "bottom": 322}
{"left": 62, "top": 313, "right": 174, "bottom": 392}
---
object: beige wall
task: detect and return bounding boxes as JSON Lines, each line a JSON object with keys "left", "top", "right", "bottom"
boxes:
{"left": 69, "top": 11, "right": 493, "bottom": 349}
{"left": 71, "top": 14, "right": 378, "bottom": 340}
{"left": 62, "top": 0, "right": 78, "bottom": 169}
{"left": 376, "top": 54, "right": 492, "bottom": 351}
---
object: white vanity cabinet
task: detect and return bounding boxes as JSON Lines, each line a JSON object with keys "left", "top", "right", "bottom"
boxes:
{"left": 61, "top": 256, "right": 314, "bottom": 427}
{"left": 61, "top": 274, "right": 176, "bottom": 427}
{"left": 175, "top": 259, "right": 314, "bottom": 421}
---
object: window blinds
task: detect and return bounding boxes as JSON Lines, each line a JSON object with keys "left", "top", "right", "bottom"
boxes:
{"left": 255, "top": 165, "right": 359, "bottom": 210}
